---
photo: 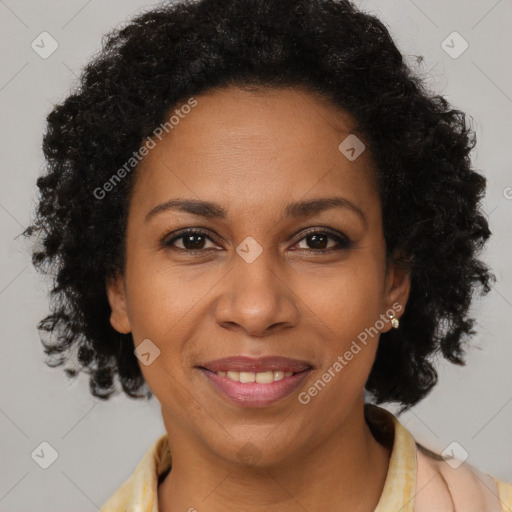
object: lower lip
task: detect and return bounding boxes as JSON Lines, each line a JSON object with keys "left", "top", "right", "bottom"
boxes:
{"left": 199, "top": 368, "right": 311, "bottom": 408}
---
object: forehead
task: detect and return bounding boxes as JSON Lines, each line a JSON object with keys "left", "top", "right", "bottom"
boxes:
{"left": 131, "top": 85, "right": 380, "bottom": 221}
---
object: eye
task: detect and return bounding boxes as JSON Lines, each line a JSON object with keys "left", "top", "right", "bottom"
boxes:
{"left": 292, "top": 228, "right": 352, "bottom": 253}
{"left": 162, "top": 228, "right": 219, "bottom": 253}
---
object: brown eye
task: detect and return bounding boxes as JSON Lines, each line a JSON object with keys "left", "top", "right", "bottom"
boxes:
{"left": 292, "top": 229, "right": 352, "bottom": 253}
{"left": 162, "top": 229, "right": 218, "bottom": 253}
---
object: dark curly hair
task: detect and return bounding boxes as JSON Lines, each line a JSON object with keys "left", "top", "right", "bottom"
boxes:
{"left": 24, "top": 0, "right": 494, "bottom": 409}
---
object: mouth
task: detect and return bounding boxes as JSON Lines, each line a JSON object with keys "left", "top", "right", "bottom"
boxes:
{"left": 196, "top": 356, "right": 313, "bottom": 407}
{"left": 209, "top": 369, "right": 296, "bottom": 383}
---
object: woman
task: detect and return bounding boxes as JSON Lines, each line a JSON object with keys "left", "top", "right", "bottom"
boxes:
{"left": 24, "top": 0, "right": 512, "bottom": 510}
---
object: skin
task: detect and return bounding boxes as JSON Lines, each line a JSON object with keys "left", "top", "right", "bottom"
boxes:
{"left": 107, "top": 85, "right": 411, "bottom": 512}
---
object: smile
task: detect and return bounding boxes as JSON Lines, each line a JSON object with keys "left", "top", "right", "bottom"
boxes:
{"left": 214, "top": 370, "right": 294, "bottom": 383}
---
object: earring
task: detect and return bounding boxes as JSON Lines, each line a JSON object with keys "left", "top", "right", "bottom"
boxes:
{"left": 388, "top": 312, "right": 399, "bottom": 329}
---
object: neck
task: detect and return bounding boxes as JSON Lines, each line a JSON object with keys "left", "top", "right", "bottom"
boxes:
{"left": 158, "top": 403, "right": 391, "bottom": 512}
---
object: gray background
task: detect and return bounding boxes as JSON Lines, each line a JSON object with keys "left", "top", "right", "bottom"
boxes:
{"left": 0, "top": 0, "right": 511, "bottom": 510}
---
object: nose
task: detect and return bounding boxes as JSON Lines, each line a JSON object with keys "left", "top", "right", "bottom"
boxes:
{"left": 213, "top": 245, "right": 300, "bottom": 337}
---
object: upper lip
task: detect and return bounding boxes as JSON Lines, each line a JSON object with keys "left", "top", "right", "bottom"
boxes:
{"left": 199, "top": 356, "right": 312, "bottom": 373}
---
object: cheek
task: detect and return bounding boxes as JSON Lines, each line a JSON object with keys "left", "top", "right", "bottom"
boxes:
{"left": 123, "top": 257, "right": 200, "bottom": 339}
{"left": 122, "top": 256, "right": 216, "bottom": 389}
{"left": 300, "top": 270, "right": 383, "bottom": 409}
{"left": 300, "top": 257, "right": 385, "bottom": 396}
{"left": 123, "top": 264, "right": 193, "bottom": 407}
{"left": 308, "top": 263, "right": 384, "bottom": 339}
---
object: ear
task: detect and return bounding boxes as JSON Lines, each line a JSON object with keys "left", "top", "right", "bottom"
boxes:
{"left": 106, "top": 275, "right": 132, "bottom": 334}
{"left": 381, "top": 257, "right": 411, "bottom": 333}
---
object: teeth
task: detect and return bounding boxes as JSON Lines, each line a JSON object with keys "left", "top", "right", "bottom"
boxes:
{"left": 273, "top": 371, "right": 284, "bottom": 381}
{"left": 256, "top": 371, "right": 274, "bottom": 384}
{"left": 217, "top": 370, "right": 294, "bottom": 383}
{"left": 240, "top": 371, "right": 255, "bottom": 383}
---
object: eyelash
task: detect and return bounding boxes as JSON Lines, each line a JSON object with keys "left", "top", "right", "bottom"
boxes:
{"left": 161, "top": 227, "right": 352, "bottom": 255}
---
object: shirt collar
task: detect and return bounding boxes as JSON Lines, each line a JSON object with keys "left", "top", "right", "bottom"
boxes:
{"left": 365, "top": 404, "right": 417, "bottom": 512}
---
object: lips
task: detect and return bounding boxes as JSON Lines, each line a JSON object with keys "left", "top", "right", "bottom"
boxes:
{"left": 197, "top": 356, "right": 313, "bottom": 407}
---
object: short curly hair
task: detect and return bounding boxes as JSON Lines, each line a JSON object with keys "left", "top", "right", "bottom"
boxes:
{"left": 24, "top": 0, "right": 494, "bottom": 409}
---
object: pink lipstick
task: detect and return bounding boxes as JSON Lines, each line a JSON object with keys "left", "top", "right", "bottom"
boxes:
{"left": 197, "top": 356, "right": 312, "bottom": 407}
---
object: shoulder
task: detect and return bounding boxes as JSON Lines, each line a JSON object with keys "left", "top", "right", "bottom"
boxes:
{"left": 414, "top": 443, "right": 512, "bottom": 512}
{"left": 365, "top": 404, "right": 512, "bottom": 512}
{"left": 100, "top": 432, "right": 171, "bottom": 511}
{"left": 495, "top": 477, "right": 512, "bottom": 512}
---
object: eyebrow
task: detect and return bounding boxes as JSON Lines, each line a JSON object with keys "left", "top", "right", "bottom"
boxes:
{"left": 145, "top": 196, "right": 367, "bottom": 225}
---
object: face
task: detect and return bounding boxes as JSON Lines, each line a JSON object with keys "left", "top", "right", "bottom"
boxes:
{"left": 107, "top": 85, "right": 410, "bottom": 467}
